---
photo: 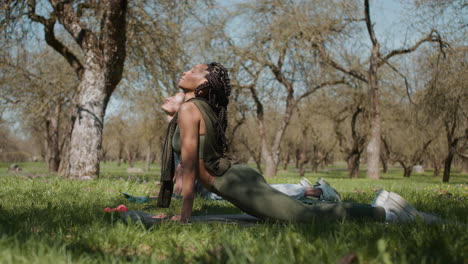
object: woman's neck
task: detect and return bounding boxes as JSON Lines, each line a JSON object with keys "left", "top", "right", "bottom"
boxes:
{"left": 184, "top": 91, "right": 195, "bottom": 101}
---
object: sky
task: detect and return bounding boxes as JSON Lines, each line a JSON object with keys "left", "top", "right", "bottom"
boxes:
{"left": 84, "top": 0, "right": 439, "bottom": 119}
{"left": 371, "top": 0, "right": 408, "bottom": 48}
{"left": 5, "top": 0, "right": 464, "bottom": 136}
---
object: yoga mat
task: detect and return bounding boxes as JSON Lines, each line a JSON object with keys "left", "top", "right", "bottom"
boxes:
{"left": 121, "top": 210, "right": 262, "bottom": 227}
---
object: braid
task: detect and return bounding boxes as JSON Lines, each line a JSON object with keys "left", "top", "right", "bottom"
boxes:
{"left": 194, "top": 62, "right": 231, "bottom": 156}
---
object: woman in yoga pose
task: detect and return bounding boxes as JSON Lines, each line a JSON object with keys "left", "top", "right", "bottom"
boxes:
{"left": 162, "top": 93, "right": 342, "bottom": 203}
{"left": 159, "top": 62, "right": 427, "bottom": 224}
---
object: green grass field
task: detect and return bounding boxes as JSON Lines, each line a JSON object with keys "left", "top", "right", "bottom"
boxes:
{"left": 0, "top": 162, "right": 466, "bottom": 263}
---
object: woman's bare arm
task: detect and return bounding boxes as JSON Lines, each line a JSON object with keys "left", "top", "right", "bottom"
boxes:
{"left": 173, "top": 164, "right": 183, "bottom": 195}
{"left": 177, "top": 102, "right": 201, "bottom": 223}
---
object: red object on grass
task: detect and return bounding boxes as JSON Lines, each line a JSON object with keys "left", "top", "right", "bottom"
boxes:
{"left": 104, "top": 204, "right": 128, "bottom": 213}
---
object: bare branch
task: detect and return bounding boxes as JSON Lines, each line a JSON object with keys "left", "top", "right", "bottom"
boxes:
{"left": 1, "top": 96, "right": 22, "bottom": 104}
{"left": 99, "top": 0, "right": 127, "bottom": 89}
{"left": 314, "top": 42, "right": 368, "bottom": 83}
{"left": 27, "top": 0, "right": 84, "bottom": 79}
{"left": 49, "top": 0, "right": 99, "bottom": 53}
{"left": 364, "top": 0, "right": 378, "bottom": 47}
{"left": 267, "top": 59, "right": 293, "bottom": 94}
{"left": 27, "top": 0, "right": 48, "bottom": 25}
{"left": 380, "top": 29, "right": 449, "bottom": 67}
{"left": 228, "top": 112, "right": 246, "bottom": 143}
{"left": 384, "top": 61, "right": 416, "bottom": 105}
{"left": 248, "top": 83, "right": 263, "bottom": 119}
{"left": 295, "top": 79, "right": 346, "bottom": 105}
{"left": 277, "top": 47, "right": 286, "bottom": 72}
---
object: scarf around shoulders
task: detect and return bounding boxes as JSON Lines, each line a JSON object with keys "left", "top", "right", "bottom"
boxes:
{"left": 156, "top": 112, "right": 178, "bottom": 208}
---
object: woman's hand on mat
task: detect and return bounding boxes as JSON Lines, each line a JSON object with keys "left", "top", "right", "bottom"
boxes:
{"left": 152, "top": 213, "right": 168, "bottom": 219}
{"left": 151, "top": 214, "right": 181, "bottom": 221}
{"left": 170, "top": 215, "right": 181, "bottom": 221}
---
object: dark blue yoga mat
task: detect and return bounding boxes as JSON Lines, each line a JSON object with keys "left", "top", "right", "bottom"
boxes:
{"left": 121, "top": 210, "right": 262, "bottom": 227}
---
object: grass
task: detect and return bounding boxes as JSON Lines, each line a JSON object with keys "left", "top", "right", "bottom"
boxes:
{"left": 0, "top": 161, "right": 466, "bottom": 263}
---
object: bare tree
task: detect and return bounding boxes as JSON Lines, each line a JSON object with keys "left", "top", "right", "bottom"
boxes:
{"left": 218, "top": 1, "right": 346, "bottom": 177}
{"left": 103, "top": 115, "right": 127, "bottom": 165}
{"left": 284, "top": 100, "right": 337, "bottom": 176}
{"left": 422, "top": 49, "right": 468, "bottom": 182}
{"left": 333, "top": 105, "right": 367, "bottom": 178}
{"left": 0, "top": 118, "right": 31, "bottom": 162}
{"left": 0, "top": 49, "right": 77, "bottom": 172}
{"left": 291, "top": 0, "right": 448, "bottom": 179}
{"left": 0, "top": 0, "right": 130, "bottom": 178}
{"left": 380, "top": 89, "right": 439, "bottom": 178}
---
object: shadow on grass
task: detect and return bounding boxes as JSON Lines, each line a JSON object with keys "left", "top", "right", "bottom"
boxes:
{"left": 0, "top": 195, "right": 133, "bottom": 261}
{"left": 0, "top": 196, "right": 124, "bottom": 236}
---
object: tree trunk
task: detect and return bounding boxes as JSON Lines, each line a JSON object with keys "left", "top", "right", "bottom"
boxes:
{"left": 45, "top": 137, "right": 60, "bottom": 172}
{"left": 282, "top": 152, "right": 290, "bottom": 170}
{"left": 347, "top": 153, "right": 360, "bottom": 178}
{"left": 101, "top": 148, "right": 108, "bottom": 164}
{"left": 241, "top": 139, "right": 263, "bottom": 174}
{"left": 310, "top": 144, "right": 321, "bottom": 173}
{"left": 433, "top": 159, "right": 441, "bottom": 177}
{"left": 442, "top": 151, "right": 454, "bottom": 183}
{"left": 381, "top": 155, "right": 388, "bottom": 174}
{"left": 145, "top": 144, "right": 152, "bottom": 172}
{"left": 310, "top": 162, "right": 319, "bottom": 173}
{"left": 66, "top": 64, "right": 109, "bottom": 178}
{"left": 117, "top": 144, "right": 123, "bottom": 166}
{"left": 295, "top": 148, "right": 300, "bottom": 168}
{"left": 299, "top": 148, "right": 308, "bottom": 177}
{"left": 58, "top": 131, "right": 71, "bottom": 176}
{"left": 43, "top": 102, "right": 63, "bottom": 172}
{"left": 364, "top": 0, "right": 382, "bottom": 180}
{"left": 397, "top": 160, "right": 410, "bottom": 177}
{"left": 126, "top": 146, "right": 137, "bottom": 168}
{"left": 298, "top": 127, "right": 309, "bottom": 177}
{"left": 253, "top": 157, "right": 263, "bottom": 174}
{"left": 299, "top": 163, "right": 306, "bottom": 176}
{"left": 261, "top": 125, "right": 287, "bottom": 178}
{"left": 380, "top": 142, "right": 389, "bottom": 174}
{"left": 366, "top": 48, "right": 381, "bottom": 180}
{"left": 433, "top": 163, "right": 440, "bottom": 177}
{"left": 259, "top": 118, "right": 279, "bottom": 178}
{"left": 403, "top": 166, "right": 412, "bottom": 177}
{"left": 56, "top": 0, "right": 127, "bottom": 179}
{"left": 264, "top": 155, "right": 278, "bottom": 178}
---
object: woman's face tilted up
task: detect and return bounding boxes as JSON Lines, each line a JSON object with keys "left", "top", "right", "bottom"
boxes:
{"left": 178, "top": 64, "right": 209, "bottom": 91}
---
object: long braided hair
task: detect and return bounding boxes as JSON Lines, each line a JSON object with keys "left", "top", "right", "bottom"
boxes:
{"left": 194, "top": 62, "right": 231, "bottom": 156}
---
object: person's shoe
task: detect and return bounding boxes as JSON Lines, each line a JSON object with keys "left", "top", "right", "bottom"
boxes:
{"left": 299, "top": 177, "right": 313, "bottom": 187}
{"left": 373, "top": 190, "right": 445, "bottom": 224}
{"left": 382, "top": 192, "right": 420, "bottom": 223}
{"left": 313, "top": 178, "right": 342, "bottom": 202}
{"left": 372, "top": 189, "right": 389, "bottom": 207}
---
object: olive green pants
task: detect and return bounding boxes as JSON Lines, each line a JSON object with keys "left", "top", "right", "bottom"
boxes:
{"left": 211, "top": 164, "right": 386, "bottom": 222}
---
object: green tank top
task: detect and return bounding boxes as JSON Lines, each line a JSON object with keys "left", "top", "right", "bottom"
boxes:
{"left": 172, "top": 126, "right": 205, "bottom": 159}
{"left": 171, "top": 98, "right": 231, "bottom": 176}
